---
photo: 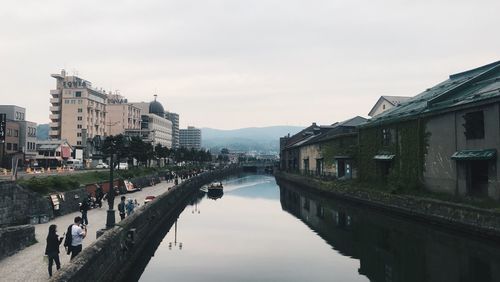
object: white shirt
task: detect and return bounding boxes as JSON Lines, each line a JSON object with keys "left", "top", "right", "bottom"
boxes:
{"left": 71, "top": 224, "right": 85, "bottom": 246}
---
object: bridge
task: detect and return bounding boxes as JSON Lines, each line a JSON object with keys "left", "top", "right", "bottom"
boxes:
{"left": 240, "top": 160, "right": 277, "bottom": 173}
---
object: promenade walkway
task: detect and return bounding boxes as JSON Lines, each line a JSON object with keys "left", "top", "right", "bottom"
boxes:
{"left": 0, "top": 181, "right": 176, "bottom": 281}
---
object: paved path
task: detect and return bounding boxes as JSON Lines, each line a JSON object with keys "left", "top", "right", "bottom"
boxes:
{"left": 0, "top": 180, "right": 176, "bottom": 281}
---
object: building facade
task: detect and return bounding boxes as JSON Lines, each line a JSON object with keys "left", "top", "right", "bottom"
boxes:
{"left": 368, "top": 96, "right": 411, "bottom": 117}
{"left": 359, "top": 60, "right": 500, "bottom": 199}
{"left": 165, "top": 111, "right": 180, "bottom": 148}
{"left": 0, "top": 105, "right": 38, "bottom": 166}
{"left": 106, "top": 95, "right": 141, "bottom": 136}
{"left": 50, "top": 70, "right": 108, "bottom": 146}
{"left": 179, "top": 126, "right": 201, "bottom": 150}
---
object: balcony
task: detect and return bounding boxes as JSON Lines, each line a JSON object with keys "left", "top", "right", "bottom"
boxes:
{"left": 49, "top": 114, "right": 60, "bottom": 120}
{"left": 49, "top": 130, "right": 60, "bottom": 136}
{"left": 50, "top": 106, "right": 60, "bottom": 112}
{"left": 50, "top": 89, "right": 61, "bottom": 96}
{"left": 49, "top": 122, "right": 59, "bottom": 128}
{"left": 50, "top": 98, "right": 60, "bottom": 103}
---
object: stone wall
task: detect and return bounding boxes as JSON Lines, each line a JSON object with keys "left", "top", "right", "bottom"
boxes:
{"left": 55, "top": 188, "right": 88, "bottom": 217}
{"left": 275, "top": 171, "right": 500, "bottom": 239}
{"left": 50, "top": 167, "right": 241, "bottom": 282}
{"left": 0, "top": 225, "right": 36, "bottom": 261}
{"left": 0, "top": 181, "right": 53, "bottom": 226}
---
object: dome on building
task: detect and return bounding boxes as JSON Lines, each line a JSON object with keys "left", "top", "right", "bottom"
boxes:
{"left": 149, "top": 95, "right": 165, "bottom": 117}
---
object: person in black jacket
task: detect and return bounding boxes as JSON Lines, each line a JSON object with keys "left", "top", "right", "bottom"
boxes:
{"left": 45, "top": 224, "right": 63, "bottom": 277}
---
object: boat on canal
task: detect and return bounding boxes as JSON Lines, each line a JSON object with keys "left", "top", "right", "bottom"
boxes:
{"left": 207, "top": 182, "right": 223, "bottom": 200}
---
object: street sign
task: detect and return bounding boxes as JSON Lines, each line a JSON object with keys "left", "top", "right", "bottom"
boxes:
{"left": 0, "top": 113, "right": 6, "bottom": 143}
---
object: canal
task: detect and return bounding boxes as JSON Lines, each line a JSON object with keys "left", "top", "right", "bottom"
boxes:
{"left": 134, "top": 174, "right": 500, "bottom": 282}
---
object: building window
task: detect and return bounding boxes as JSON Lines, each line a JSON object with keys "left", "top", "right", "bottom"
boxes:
{"left": 77, "top": 132, "right": 82, "bottom": 137}
{"left": 71, "top": 100, "right": 76, "bottom": 104}
{"left": 78, "top": 99, "right": 83, "bottom": 104}
{"left": 6, "top": 128, "right": 11, "bottom": 136}
{"left": 56, "top": 151, "right": 61, "bottom": 156}
{"left": 14, "top": 130, "right": 19, "bottom": 137}
{"left": 13, "top": 144, "right": 18, "bottom": 151}
{"left": 78, "top": 108, "right": 83, "bottom": 113}
{"left": 77, "top": 141, "right": 82, "bottom": 145}
{"left": 77, "top": 124, "right": 82, "bottom": 129}
{"left": 75, "top": 91, "right": 82, "bottom": 97}
{"left": 77, "top": 116, "right": 82, "bottom": 121}
{"left": 65, "top": 100, "right": 69, "bottom": 104}
{"left": 6, "top": 143, "right": 11, "bottom": 150}
{"left": 464, "top": 111, "right": 484, "bottom": 140}
{"left": 382, "top": 128, "right": 393, "bottom": 146}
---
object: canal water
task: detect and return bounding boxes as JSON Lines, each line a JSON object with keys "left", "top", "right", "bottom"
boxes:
{"left": 136, "top": 174, "right": 500, "bottom": 282}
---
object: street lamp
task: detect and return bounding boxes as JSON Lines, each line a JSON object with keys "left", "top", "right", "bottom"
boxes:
{"left": 106, "top": 140, "right": 117, "bottom": 229}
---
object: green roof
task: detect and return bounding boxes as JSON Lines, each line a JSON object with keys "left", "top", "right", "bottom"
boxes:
{"left": 451, "top": 149, "right": 496, "bottom": 161}
{"left": 364, "top": 61, "right": 500, "bottom": 127}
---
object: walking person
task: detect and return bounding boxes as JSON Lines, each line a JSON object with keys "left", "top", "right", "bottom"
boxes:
{"left": 126, "top": 198, "right": 135, "bottom": 216}
{"left": 80, "top": 198, "right": 89, "bottom": 226}
{"left": 70, "top": 216, "right": 86, "bottom": 259}
{"left": 95, "top": 184, "right": 103, "bottom": 208}
{"left": 118, "top": 196, "right": 126, "bottom": 220}
{"left": 45, "top": 224, "right": 63, "bottom": 277}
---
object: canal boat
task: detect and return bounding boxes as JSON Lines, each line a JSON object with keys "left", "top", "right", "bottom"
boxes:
{"left": 207, "top": 182, "right": 223, "bottom": 200}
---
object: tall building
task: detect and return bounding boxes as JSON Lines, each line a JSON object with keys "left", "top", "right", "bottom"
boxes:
{"left": 165, "top": 111, "right": 179, "bottom": 148}
{"left": 0, "top": 105, "right": 38, "bottom": 165}
{"left": 179, "top": 126, "right": 201, "bottom": 150}
{"left": 106, "top": 94, "right": 141, "bottom": 136}
{"left": 50, "top": 70, "right": 108, "bottom": 146}
{"left": 128, "top": 96, "right": 173, "bottom": 148}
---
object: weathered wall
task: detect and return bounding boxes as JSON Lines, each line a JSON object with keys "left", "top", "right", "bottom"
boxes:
{"left": 276, "top": 171, "right": 500, "bottom": 239}
{"left": 50, "top": 167, "right": 241, "bottom": 282}
{"left": 0, "top": 225, "right": 36, "bottom": 261}
{"left": 56, "top": 188, "right": 88, "bottom": 216}
{"left": 0, "top": 181, "right": 53, "bottom": 226}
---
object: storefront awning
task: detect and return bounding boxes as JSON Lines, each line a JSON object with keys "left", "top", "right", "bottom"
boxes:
{"left": 451, "top": 149, "right": 496, "bottom": 161}
{"left": 373, "top": 154, "right": 395, "bottom": 161}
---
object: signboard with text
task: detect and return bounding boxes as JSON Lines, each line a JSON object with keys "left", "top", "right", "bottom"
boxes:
{"left": 0, "top": 113, "right": 6, "bottom": 143}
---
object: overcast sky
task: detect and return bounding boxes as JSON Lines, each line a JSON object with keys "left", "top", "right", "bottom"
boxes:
{"left": 1, "top": 0, "right": 499, "bottom": 129}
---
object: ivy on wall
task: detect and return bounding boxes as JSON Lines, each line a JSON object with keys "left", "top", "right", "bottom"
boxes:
{"left": 358, "top": 119, "right": 430, "bottom": 191}
{"left": 320, "top": 134, "right": 358, "bottom": 166}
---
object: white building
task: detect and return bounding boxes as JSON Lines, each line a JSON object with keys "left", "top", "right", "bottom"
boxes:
{"left": 179, "top": 126, "right": 201, "bottom": 150}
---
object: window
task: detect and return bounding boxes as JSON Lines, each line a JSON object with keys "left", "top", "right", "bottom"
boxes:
{"left": 71, "top": 100, "right": 76, "bottom": 104}
{"left": 65, "top": 100, "right": 69, "bottom": 104}
{"left": 6, "top": 128, "right": 11, "bottom": 136}
{"left": 382, "top": 128, "right": 393, "bottom": 146}
{"left": 13, "top": 144, "right": 18, "bottom": 151}
{"left": 383, "top": 104, "right": 386, "bottom": 110}
{"left": 77, "top": 124, "right": 82, "bottom": 129}
{"left": 77, "top": 141, "right": 82, "bottom": 145}
{"left": 14, "top": 130, "right": 19, "bottom": 137}
{"left": 78, "top": 108, "right": 83, "bottom": 113}
{"left": 464, "top": 111, "right": 484, "bottom": 140}
{"left": 78, "top": 99, "right": 83, "bottom": 104}
{"left": 77, "top": 116, "right": 82, "bottom": 121}
{"left": 56, "top": 151, "right": 61, "bottom": 156}
{"left": 75, "top": 91, "right": 82, "bottom": 97}
{"left": 6, "top": 143, "right": 11, "bottom": 150}
{"left": 77, "top": 132, "right": 82, "bottom": 137}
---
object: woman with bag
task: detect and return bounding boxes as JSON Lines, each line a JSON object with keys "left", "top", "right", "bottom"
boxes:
{"left": 45, "top": 224, "right": 64, "bottom": 277}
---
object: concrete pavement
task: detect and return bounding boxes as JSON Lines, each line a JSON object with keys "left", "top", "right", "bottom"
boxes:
{"left": 0, "top": 180, "right": 176, "bottom": 281}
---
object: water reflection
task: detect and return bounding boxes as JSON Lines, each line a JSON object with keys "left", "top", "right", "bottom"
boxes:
{"left": 279, "top": 180, "right": 500, "bottom": 282}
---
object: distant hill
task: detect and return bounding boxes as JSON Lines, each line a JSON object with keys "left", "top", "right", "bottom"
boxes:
{"left": 37, "top": 124, "right": 49, "bottom": 140}
{"left": 201, "top": 126, "right": 304, "bottom": 154}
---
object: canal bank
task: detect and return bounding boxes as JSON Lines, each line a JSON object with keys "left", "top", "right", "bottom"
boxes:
{"left": 50, "top": 166, "right": 241, "bottom": 282}
{"left": 275, "top": 171, "right": 500, "bottom": 240}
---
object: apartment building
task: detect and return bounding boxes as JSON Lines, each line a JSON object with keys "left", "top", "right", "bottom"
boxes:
{"left": 179, "top": 126, "right": 201, "bottom": 150}
{"left": 165, "top": 111, "right": 180, "bottom": 148}
{"left": 50, "top": 70, "right": 107, "bottom": 146}
{"left": 0, "top": 105, "right": 38, "bottom": 164}
{"left": 106, "top": 94, "right": 141, "bottom": 136}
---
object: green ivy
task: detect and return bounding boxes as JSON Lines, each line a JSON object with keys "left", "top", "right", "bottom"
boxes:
{"left": 358, "top": 119, "right": 430, "bottom": 191}
{"left": 320, "top": 135, "right": 358, "bottom": 166}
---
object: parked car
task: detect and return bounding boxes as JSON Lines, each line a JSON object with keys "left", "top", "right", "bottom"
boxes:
{"left": 115, "top": 162, "right": 129, "bottom": 170}
{"left": 95, "top": 163, "right": 109, "bottom": 169}
{"left": 66, "top": 159, "right": 84, "bottom": 170}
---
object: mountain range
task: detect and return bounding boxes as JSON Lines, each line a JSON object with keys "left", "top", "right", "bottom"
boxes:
{"left": 36, "top": 124, "right": 304, "bottom": 154}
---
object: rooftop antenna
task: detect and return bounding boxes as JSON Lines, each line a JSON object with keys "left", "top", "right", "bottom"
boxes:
{"left": 154, "top": 94, "right": 158, "bottom": 101}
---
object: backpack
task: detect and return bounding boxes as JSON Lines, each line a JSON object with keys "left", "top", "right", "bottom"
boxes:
{"left": 63, "top": 224, "right": 73, "bottom": 254}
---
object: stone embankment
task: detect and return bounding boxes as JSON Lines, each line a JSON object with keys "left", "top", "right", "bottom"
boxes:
{"left": 50, "top": 167, "right": 241, "bottom": 282}
{"left": 275, "top": 171, "right": 500, "bottom": 239}
{"left": 0, "top": 225, "right": 36, "bottom": 261}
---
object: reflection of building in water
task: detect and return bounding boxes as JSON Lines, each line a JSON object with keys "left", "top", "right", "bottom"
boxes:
{"left": 278, "top": 181, "right": 500, "bottom": 282}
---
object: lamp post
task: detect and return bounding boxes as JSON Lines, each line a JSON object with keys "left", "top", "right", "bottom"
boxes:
{"left": 168, "top": 220, "right": 182, "bottom": 250}
{"left": 106, "top": 151, "right": 116, "bottom": 228}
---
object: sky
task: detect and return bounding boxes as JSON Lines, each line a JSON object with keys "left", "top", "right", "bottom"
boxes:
{"left": 0, "top": 0, "right": 499, "bottom": 130}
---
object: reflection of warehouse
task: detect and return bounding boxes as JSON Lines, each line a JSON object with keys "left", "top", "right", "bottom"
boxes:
{"left": 278, "top": 181, "right": 500, "bottom": 282}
